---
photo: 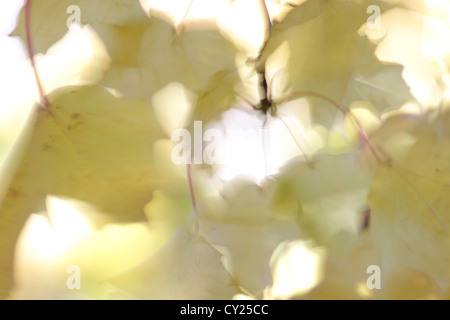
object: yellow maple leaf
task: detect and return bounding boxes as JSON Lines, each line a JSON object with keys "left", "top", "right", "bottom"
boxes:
{"left": 273, "top": 153, "right": 372, "bottom": 250}
{"left": 110, "top": 222, "right": 241, "bottom": 299}
{"left": 199, "top": 180, "right": 304, "bottom": 297}
{"left": 367, "top": 108, "right": 450, "bottom": 291}
{"left": 11, "top": 0, "right": 148, "bottom": 66}
{"left": 257, "top": 0, "right": 411, "bottom": 126}
{"left": 0, "top": 85, "right": 164, "bottom": 297}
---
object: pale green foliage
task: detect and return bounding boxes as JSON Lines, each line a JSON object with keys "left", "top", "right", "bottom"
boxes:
{"left": 0, "top": 86, "right": 164, "bottom": 296}
{"left": 137, "top": 11, "right": 241, "bottom": 125}
{"left": 12, "top": 0, "right": 148, "bottom": 64}
{"left": 1, "top": 0, "right": 450, "bottom": 300}
{"left": 368, "top": 108, "right": 450, "bottom": 289}
{"left": 199, "top": 181, "right": 304, "bottom": 297}
{"left": 257, "top": 0, "right": 412, "bottom": 125}
{"left": 111, "top": 223, "right": 241, "bottom": 299}
{"left": 139, "top": 13, "right": 237, "bottom": 93}
{"left": 273, "top": 153, "right": 371, "bottom": 251}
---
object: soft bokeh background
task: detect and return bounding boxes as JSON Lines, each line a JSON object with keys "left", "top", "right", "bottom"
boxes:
{"left": 1, "top": 0, "right": 449, "bottom": 300}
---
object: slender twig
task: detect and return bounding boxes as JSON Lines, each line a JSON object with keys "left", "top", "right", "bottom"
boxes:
{"left": 261, "top": 116, "right": 270, "bottom": 178}
{"left": 282, "top": 90, "right": 384, "bottom": 164}
{"left": 275, "top": 113, "right": 311, "bottom": 163}
{"left": 258, "top": 71, "right": 271, "bottom": 114}
{"left": 180, "top": 0, "right": 197, "bottom": 233}
{"left": 177, "top": 0, "right": 195, "bottom": 33}
{"left": 182, "top": 0, "right": 195, "bottom": 22}
{"left": 257, "top": 0, "right": 273, "bottom": 175}
{"left": 254, "top": 0, "right": 272, "bottom": 115}
{"left": 25, "top": 0, "right": 48, "bottom": 110}
{"left": 235, "top": 91, "right": 259, "bottom": 110}
{"left": 187, "top": 163, "right": 199, "bottom": 233}
{"left": 258, "top": 0, "right": 272, "bottom": 37}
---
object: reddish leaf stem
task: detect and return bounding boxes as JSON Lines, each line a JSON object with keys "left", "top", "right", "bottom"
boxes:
{"left": 286, "top": 90, "right": 384, "bottom": 164}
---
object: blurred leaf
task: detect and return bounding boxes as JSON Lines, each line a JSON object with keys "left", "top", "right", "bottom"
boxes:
{"left": 110, "top": 222, "right": 241, "bottom": 299}
{"left": 367, "top": 108, "right": 450, "bottom": 290}
{"left": 362, "top": 6, "right": 447, "bottom": 107}
{"left": 0, "top": 85, "right": 164, "bottom": 297}
{"left": 139, "top": 13, "right": 240, "bottom": 125}
{"left": 192, "top": 70, "right": 240, "bottom": 125}
{"left": 140, "top": 15, "right": 236, "bottom": 90}
{"left": 298, "top": 235, "right": 387, "bottom": 300}
{"left": 11, "top": 0, "right": 148, "bottom": 66}
{"left": 273, "top": 153, "right": 372, "bottom": 252}
{"left": 258, "top": 0, "right": 411, "bottom": 125}
{"left": 1, "top": 24, "right": 111, "bottom": 176}
{"left": 9, "top": 194, "right": 191, "bottom": 299}
{"left": 265, "top": 239, "right": 326, "bottom": 299}
{"left": 102, "top": 11, "right": 242, "bottom": 126}
{"left": 199, "top": 181, "right": 303, "bottom": 297}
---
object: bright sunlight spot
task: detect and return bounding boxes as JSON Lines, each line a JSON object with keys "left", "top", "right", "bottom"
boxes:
{"left": 15, "top": 196, "right": 93, "bottom": 261}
